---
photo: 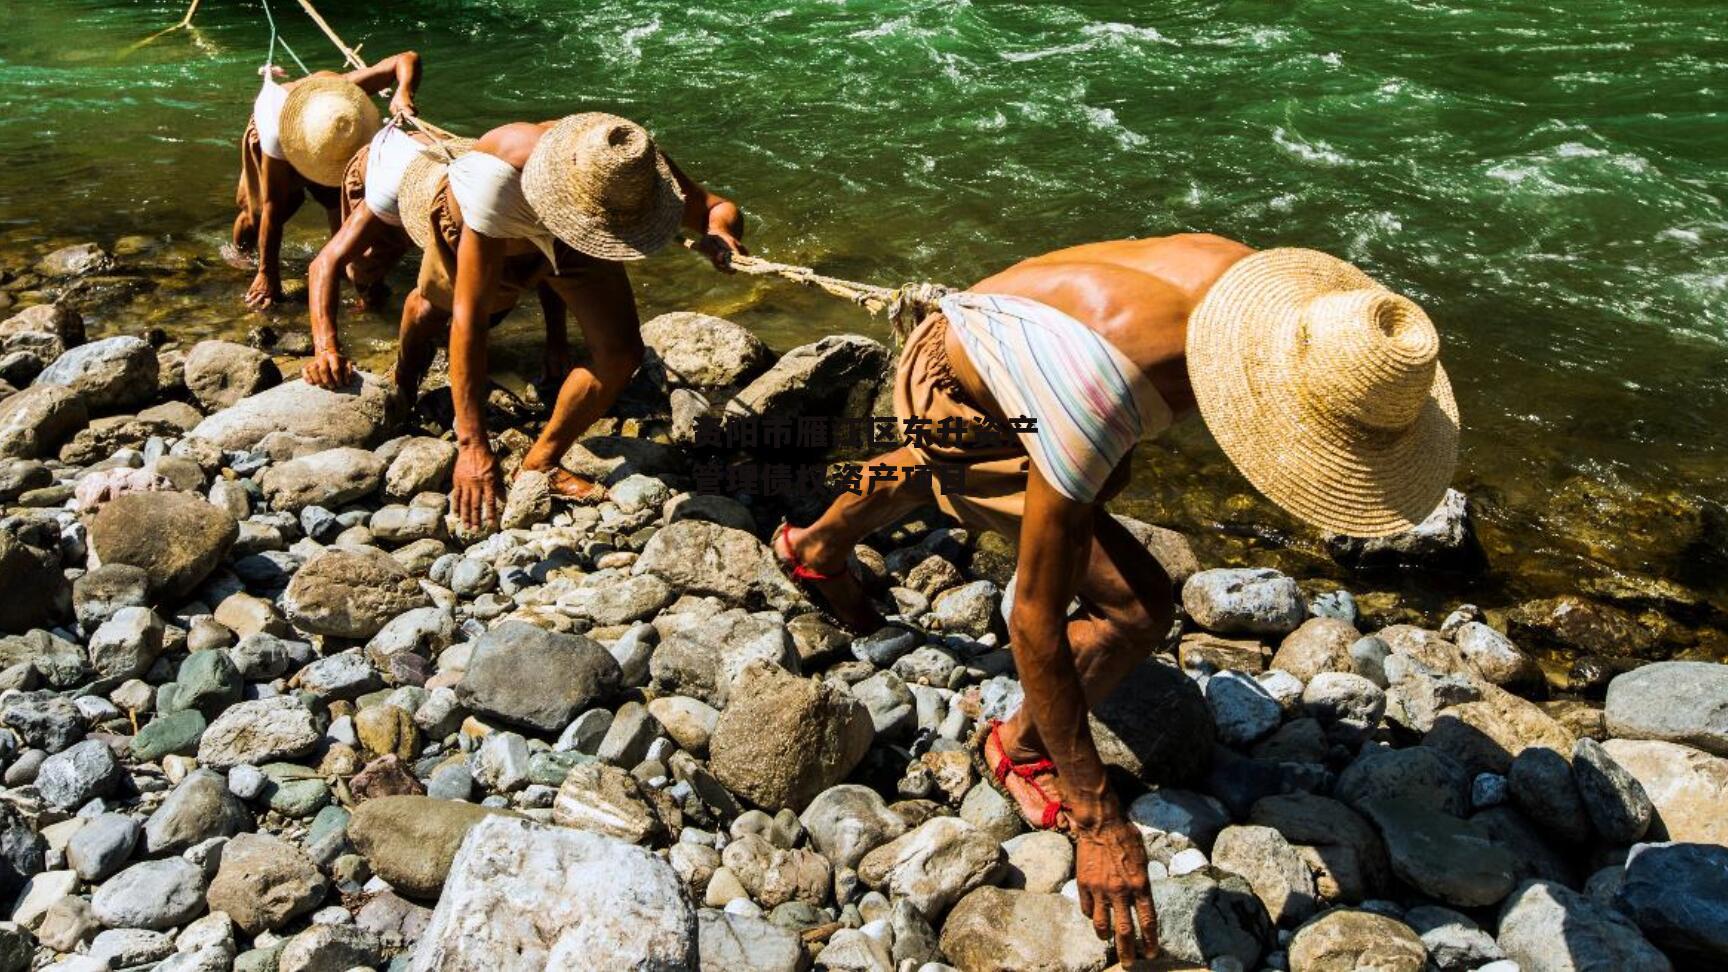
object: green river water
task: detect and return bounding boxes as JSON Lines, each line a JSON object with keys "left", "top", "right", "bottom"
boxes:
{"left": 2, "top": 0, "right": 1726, "bottom": 650}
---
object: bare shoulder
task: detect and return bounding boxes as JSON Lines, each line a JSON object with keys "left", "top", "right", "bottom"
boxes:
{"left": 474, "top": 122, "right": 549, "bottom": 168}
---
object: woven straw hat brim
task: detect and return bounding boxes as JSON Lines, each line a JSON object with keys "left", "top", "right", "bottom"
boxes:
{"left": 397, "top": 138, "right": 477, "bottom": 251}
{"left": 521, "top": 114, "right": 687, "bottom": 262}
{"left": 279, "top": 77, "right": 382, "bottom": 187}
{"left": 1187, "top": 248, "right": 1459, "bottom": 538}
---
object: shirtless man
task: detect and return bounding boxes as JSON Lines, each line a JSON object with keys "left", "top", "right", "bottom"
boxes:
{"left": 389, "top": 113, "right": 745, "bottom": 527}
{"left": 230, "top": 51, "right": 422, "bottom": 311}
{"left": 772, "top": 236, "right": 1459, "bottom": 963}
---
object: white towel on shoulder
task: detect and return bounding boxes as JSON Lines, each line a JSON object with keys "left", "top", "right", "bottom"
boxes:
{"left": 252, "top": 76, "right": 290, "bottom": 161}
{"left": 363, "top": 126, "right": 428, "bottom": 226}
{"left": 446, "top": 151, "right": 556, "bottom": 261}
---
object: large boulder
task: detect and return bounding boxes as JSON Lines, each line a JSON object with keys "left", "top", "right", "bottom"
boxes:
{"left": 857, "top": 816, "right": 1005, "bottom": 919}
{"left": 640, "top": 312, "right": 770, "bottom": 389}
{"left": 410, "top": 816, "right": 696, "bottom": 970}
{"left": 259, "top": 447, "right": 384, "bottom": 512}
{"left": 1272, "top": 617, "right": 1360, "bottom": 682}
{"left": 0, "top": 304, "right": 85, "bottom": 346}
{"left": 939, "top": 887, "right": 1110, "bottom": 972}
{"left": 33, "top": 336, "right": 156, "bottom": 412}
{"left": 1497, "top": 879, "right": 1670, "bottom": 972}
{"left": 708, "top": 661, "right": 873, "bottom": 812}
{"left": 87, "top": 492, "right": 238, "bottom": 600}
{"left": 457, "top": 621, "right": 622, "bottom": 734}
{"left": 1211, "top": 824, "right": 1319, "bottom": 925}
{"left": 1287, "top": 908, "right": 1426, "bottom": 972}
{"left": 1359, "top": 798, "right": 1517, "bottom": 908}
{"left": 348, "top": 796, "right": 523, "bottom": 900}
{"left": 647, "top": 608, "right": 798, "bottom": 708}
{"left": 282, "top": 545, "right": 430, "bottom": 639}
{"left": 1616, "top": 842, "right": 1728, "bottom": 966}
{"left": 1602, "top": 738, "right": 1728, "bottom": 844}
{"left": 0, "top": 384, "right": 87, "bottom": 459}
{"left": 1605, "top": 661, "right": 1728, "bottom": 756}
{"left": 1182, "top": 568, "right": 1305, "bottom": 636}
{"left": 1248, "top": 793, "right": 1388, "bottom": 904}
{"left": 189, "top": 376, "right": 392, "bottom": 454}
{"left": 724, "top": 334, "right": 889, "bottom": 421}
{"left": 182, "top": 340, "right": 281, "bottom": 411}
{"left": 1087, "top": 658, "right": 1215, "bottom": 785}
{"left": 1422, "top": 684, "right": 1577, "bottom": 776}
{"left": 1324, "top": 488, "right": 1485, "bottom": 571}
{"left": 633, "top": 519, "right": 801, "bottom": 611}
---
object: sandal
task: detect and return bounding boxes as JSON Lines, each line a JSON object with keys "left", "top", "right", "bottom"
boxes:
{"left": 971, "top": 718, "right": 1070, "bottom": 831}
{"left": 771, "top": 522, "right": 886, "bottom": 636}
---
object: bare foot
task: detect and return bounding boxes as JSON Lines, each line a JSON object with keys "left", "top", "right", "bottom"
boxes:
{"left": 773, "top": 525, "right": 886, "bottom": 635}
{"left": 533, "top": 467, "right": 606, "bottom": 503}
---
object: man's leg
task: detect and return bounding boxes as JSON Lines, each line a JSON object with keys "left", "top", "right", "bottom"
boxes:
{"left": 393, "top": 288, "right": 448, "bottom": 405}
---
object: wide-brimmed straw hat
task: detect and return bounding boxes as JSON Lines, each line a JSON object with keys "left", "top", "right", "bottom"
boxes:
{"left": 279, "top": 77, "right": 382, "bottom": 187}
{"left": 521, "top": 113, "right": 686, "bottom": 261}
{"left": 397, "top": 138, "right": 476, "bottom": 251}
{"left": 1186, "top": 248, "right": 1459, "bottom": 538}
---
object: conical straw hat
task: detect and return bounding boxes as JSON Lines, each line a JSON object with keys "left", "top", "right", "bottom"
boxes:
{"left": 1186, "top": 248, "right": 1459, "bottom": 538}
{"left": 521, "top": 113, "right": 686, "bottom": 261}
{"left": 397, "top": 138, "right": 477, "bottom": 251}
{"left": 279, "top": 77, "right": 382, "bottom": 187}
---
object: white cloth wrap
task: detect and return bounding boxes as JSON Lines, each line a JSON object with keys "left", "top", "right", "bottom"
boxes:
{"left": 252, "top": 76, "right": 290, "bottom": 161}
{"left": 446, "top": 151, "right": 557, "bottom": 261}
{"left": 362, "top": 126, "right": 426, "bottom": 226}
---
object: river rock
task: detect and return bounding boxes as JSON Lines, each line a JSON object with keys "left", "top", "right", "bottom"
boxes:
{"left": 1601, "top": 738, "right": 1728, "bottom": 844}
{"left": 282, "top": 545, "right": 429, "bottom": 639}
{"left": 1337, "top": 745, "right": 1471, "bottom": 819}
{"left": 91, "top": 858, "right": 206, "bottom": 930}
{"left": 72, "top": 563, "right": 150, "bottom": 631}
{"left": 1423, "top": 684, "right": 1577, "bottom": 776}
{"left": 383, "top": 437, "right": 457, "bottom": 499}
{"left": 939, "top": 886, "right": 1109, "bottom": 972}
{"left": 348, "top": 796, "right": 522, "bottom": 899}
{"left": 277, "top": 924, "right": 383, "bottom": 972}
{"left": 1182, "top": 568, "right": 1306, "bottom": 635}
{"left": 35, "top": 242, "right": 113, "bottom": 277}
{"left": 1507, "top": 746, "right": 1591, "bottom": 845}
{"left": 0, "top": 630, "right": 89, "bottom": 690}
{"left": 36, "top": 739, "right": 123, "bottom": 810}
{"left": 1287, "top": 908, "right": 1426, "bottom": 972}
{"left": 722, "top": 833, "right": 831, "bottom": 908}
{"left": 410, "top": 816, "right": 696, "bottom": 969}
{"left": 709, "top": 661, "right": 874, "bottom": 812}
{"left": 87, "top": 491, "right": 237, "bottom": 599}
{"left": 800, "top": 785, "right": 907, "bottom": 870}
{"left": 457, "top": 621, "right": 621, "bottom": 733}
{"left": 1571, "top": 737, "right": 1652, "bottom": 843}
{"left": 189, "top": 376, "right": 391, "bottom": 453}
{"left": 1604, "top": 661, "right": 1728, "bottom": 756}
{"left": 640, "top": 311, "right": 770, "bottom": 389}
{"left": 1616, "top": 842, "right": 1728, "bottom": 965}
{"left": 550, "top": 762, "right": 664, "bottom": 844}
{"left": 1301, "top": 671, "right": 1386, "bottom": 743}
{"left": 559, "top": 572, "right": 674, "bottom": 626}
{"left": 1271, "top": 617, "right": 1359, "bottom": 681}
{"left": 1325, "top": 488, "right": 1483, "bottom": 570}
{"left": 1360, "top": 798, "right": 1516, "bottom": 907}
{"left": 697, "top": 909, "right": 806, "bottom": 972}
{"left": 1147, "top": 867, "right": 1272, "bottom": 967}
{"left": 646, "top": 696, "right": 718, "bottom": 756}
{"left": 197, "top": 696, "right": 319, "bottom": 769}
{"left": 260, "top": 447, "right": 384, "bottom": 512}
{"left": 83, "top": 605, "right": 163, "bottom": 681}
{"left": 205, "top": 832, "right": 328, "bottom": 934}
{"left": 1248, "top": 792, "right": 1388, "bottom": 903}
{"left": 633, "top": 519, "right": 800, "bottom": 610}
{"left": 34, "top": 336, "right": 156, "bottom": 412}
{"left": 1088, "top": 658, "right": 1215, "bottom": 784}
{"left": 725, "top": 334, "right": 888, "bottom": 421}
{"left": 1, "top": 303, "right": 85, "bottom": 345}
{"left": 1506, "top": 595, "right": 1657, "bottom": 658}
{"left": 183, "top": 340, "right": 281, "bottom": 411}
{"left": 1211, "top": 824, "right": 1319, "bottom": 925}
{"left": 0, "top": 384, "right": 87, "bottom": 460}
{"left": 0, "top": 535, "right": 66, "bottom": 634}
{"left": 1496, "top": 878, "right": 1671, "bottom": 972}
{"left": 1206, "top": 670, "right": 1284, "bottom": 747}
{"left": 66, "top": 813, "right": 138, "bottom": 882}
{"left": 144, "top": 768, "right": 252, "bottom": 854}
{"left": 858, "top": 816, "right": 1004, "bottom": 919}
{"left": 1455, "top": 622, "right": 1541, "bottom": 690}
{"left": 1405, "top": 905, "right": 1504, "bottom": 972}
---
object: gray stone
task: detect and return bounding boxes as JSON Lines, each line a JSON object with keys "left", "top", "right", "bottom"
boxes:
{"left": 1211, "top": 824, "right": 1318, "bottom": 925}
{"left": 649, "top": 609, "right": 798, "bottom": 707}
{"left": 183, "top": 340, "right": 281, "bottom": 411}
{"left": 73, "top": 564, "right": 151, "bottom": 632}
{"left": 1571, "top": 737, "right": 1653, "bottom": 843}
{"left": 66, "top": 812, "right": 139, "bottom": 882}
{"left": 1182, "top": 568, "right": 1305, "bottom": 636}
{"left": 550, "top": 761, "right": 664, "bottom": 843}
{"left": 277, "top": 924, "right": 383, "bottom": 972}
{"left": 1, "top": 691, "right": 83, "bottom": 752}
{"left": 283, "top": 545, "right": 430, "bottom": 639}
{"left": 801, "top": 785, "right": 908, "bottom": 870}
{"left": 89, "top": 928, "right": 175, "bottom": 968}
{"left": 197, "top": 696, "right": 320, "bottom": 769}
{"left": 634, "top": 519, "right": 800, "bottom": 610}
{"left": 87, "top": 491, "right": 237, "bottom": 599}
{"left": 457, "top": 621, "right": 622, "bottom": 734}
{"left": 1497, "top": 878, "right": 1671, "bottom": 972}
{"left": 1337, "top": 745, "right": 1471, "bottom": 818}
{"left": 709, "top": 661, "right": 874, "bottom": 812}
{"left": 1325, "top": 488, "right": 1483, "bottom": 571}
{"left": 640, "top": 311, "right": 770, "bottom": 389}
{"left": 697, "top": 909, "right": 807, "bottom": 972}
{"left": 1300, "top": 671, "right": 1386, "bottom": 743}
{"left": 1088, "top": 658, "right": 1216, "bottom": 785}
{"left": 1360, "top": 798, "right": 1516, "bottom": 907}
{"left": 1605, "top": 661, "right": 1728, "bottom": 756}
{"left": 1271, "top": 617, "right": 1359, "bottom": 682}
{"left": 1206, "top": 670, "right": 1284, "bottom": 747}
{"left": 724, "top": 334, "right": 888, "bottom": 423}
{"left": 1455, "top": 622, "right": 1541, "bottom": 690}
{"left": 189, "top": 377, "right": 391, "bottom": 454}
{"left": 295, "top": 649, "right": 382, "bottom": 700}
{"left": 88, "top": 603, "right": 166, "bottom": 679}
{"left": 1247, "top": 792, "right": 1388, "bottom": 904}
{"left": 91, "top": 857, "right": 206, "bottom": 930}
{"left": 0, "top": 630, "right": 87, "bottom": 690}
{"left": 857, "top": 816, "right": 1004, "bottom": 919}
{"left": 559, "top": 572, "right": 674, "bottom": 626}
{"left": 384, "top": 438, "right": 458, "bottom": 500}
{"left": 939, "top": 886, "right": 1109, "bottom": 972}
{"left": 1405, "top": 904, "right": 1502, "bottom": 972}
{"left": 722, "top": 833, "right": 831, "bottom": 908}
{"left": 261, "top": 447, "right": 384, "bottom": 512}
{"left": 1147, "top": 868, "right": 1272, "bottom": 968}
{"left": 0, "top": 384, "right": 86, "bottom": 460}
{"left": 1287, "top": 908, "right": 1426, "bottom": 972}
{"left": 37, "top": 739, "right": 123, "bottom": 810}
{"left": 34, "top": 336, "right": 156, "bottom": 411}
{"left": 1507, "top": 745, "right": 1591, "bottom": 844}
{"left": 1616, "top": 842, "right": 1728, "bottom": 965}
{"left": 145, "top": 768, "right": 253, "bottom": 854}
{"left": 34, "top": 242, "right": 113, "bottom": 277}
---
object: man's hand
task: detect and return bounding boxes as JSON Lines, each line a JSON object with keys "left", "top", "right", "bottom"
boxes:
{"left": 1075, "top": 815, "right": 1159, "bottom": 965}
{"left": 389, "top": 90, "right": 416, "bottom": 119}
{"left": 244, "top": 271, "right": 283, "bottom": 311}
{"left": 303, "top": 348, "right": 354, "bottom": 389}
{"left": 451, "top": 443, "right": 503, "bottom": 531}
{"left": 695, "top": 230, "right": 748, "bottom": 273}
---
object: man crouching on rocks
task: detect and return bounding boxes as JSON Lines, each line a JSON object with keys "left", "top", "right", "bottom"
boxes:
{"left": 388, "top": 113, "right": 745, "bottom": 528}
{"left": 772, "top": 237, "right": 1460, "bottom": 962}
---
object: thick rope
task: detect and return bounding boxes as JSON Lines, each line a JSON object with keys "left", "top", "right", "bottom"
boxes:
{"left": 684, "top": 239, "right": 952, "bottom": 346}
{"left": 260, "top": 0, "right": 311, "bottom": 74}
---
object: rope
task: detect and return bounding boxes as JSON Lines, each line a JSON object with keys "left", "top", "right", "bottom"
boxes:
{"left": 259, "top": 0, "right": 311, "bottom": 74}
{"left": 684, "top": 239, "right": 952, "bottom": 345}
{"left": 289, "top": 0, "right": 461, "bottom": 156}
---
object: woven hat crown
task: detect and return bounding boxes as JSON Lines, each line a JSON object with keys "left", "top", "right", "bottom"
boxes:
{"left": 1297, "top": 289, "right": 1439, "bottom": 432}
{"left": 521, "top": 112, "right": 686, "bottom": 261}
{"left": 279, "top": 77, "right": 380, "bottom": 187}
{"left": 573, "top": 120, "right": 660, "bottom": 219}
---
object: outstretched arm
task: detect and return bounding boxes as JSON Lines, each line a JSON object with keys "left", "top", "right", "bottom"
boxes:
{"left": 304, "top": 204, "right": 389, "bottom": 387}
{"left": 664, "top": 154, "right": 747, "bottom": 271}
{"left": 448, "top": 225, "right": 507, "bottom": 529}
{"left": 246, "top": 153, "right": 305, "bottom": 310}
{"left": 1013, "top": 467, "right": 1158, "bottom": 963}
{"left": 344, "top": 50, "right": 421, "bottom": 117}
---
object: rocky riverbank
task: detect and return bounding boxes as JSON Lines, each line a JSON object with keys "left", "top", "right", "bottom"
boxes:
{"left": 0, "top": 239, "right": 1724, "bottom": 971}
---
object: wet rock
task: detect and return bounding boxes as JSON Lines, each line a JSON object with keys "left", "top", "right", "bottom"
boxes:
{"left": 1604, "top": 660, "right": 1728, "bottom": 756}
{"left": 722, "top": 833, "right": 831, "bottom": 907}
{"left": 282, "top": 545, "right": 430, "bottom": 639}
{"left": 725, "top": 334, "right": 889, "bottom": 421}
{"left": 1182, "top": 568, "right": 1306, "bottom": 636}
{"left": 383, "top": 437, "right": 457, "bottom": 499}
{"left": 1571, "top": 737, "right": 1652, "bottom": 843}
{"left": 35, "top": 243, "right": 114, "bottom": 277}
{"left": 197, "top": 696, "right": 320, "bottom": 768}
{"left": 458, "top": 621, "right": 621, "bottom": 734}
{"left": 1088, "top": 658, "right": 1215, "bottom": 785}
{"left": 1506, "top": 595, "right": 1657, "bottom": 658}
{"left": 1617, "top": 842, "right": 1728, "bottom": 966}
{"left": 1271, "top": 617, "right": 1359, "bottom": 681}
{"left": 1602, "top": 738, "right": 1728, "bottom": 844}
{"left": 87, "top": 491, "right": 237, "bottom": 599}
{"left": 183, "top": 340, "right": 281, "bottom": 411}
{"left": 348, "top": 796, "right": 522, "bottom": 899}
{"left": 1287, "top": 908, "right": 1426, "bottom": 972}
{"left": 260, "top": 447, "right": 384, "bottom": 512}
{"left": 91, "top": 857, "right": 206, "bottom": 930}
{"left": 1359, "top": 798, "right": 1516, "bottom": 907}
{"left": 550, "top": 762, "right": 665, "bottom": 844}
{"left": 206, "top": 832, "right": 329, "bottom": 934}
{"left": 411, "top": 816, "right": 696, "bottom": 968}
{"left": 1496, "top": 878, "right": 1670, "bottom": 972}
{"left": 189, "top": 377, "right": 391, "bottom": 454}
{"left": 1147, "top": 867, "right": 1272, "bottom": 968}
{"left": 634, "top": 519, "right": 801, "bottom": 610}
{"left": 640, "top": 311, "right": 770, "bottom": 389}
{"left": 1179, "top": 631, "right": 1268, "bottom": 674}
{"left": 0, "top": 384, "right": 86, "bottom": 460}
{"left": 939, "top": 886, "right": 1109, "bottom": 972}
{"left": 709, "top": 660, "right": 874, "bottom": 812}
{"left": 34, "top": 336, "right": 156, "bottom": 411}
{"left": 1507, "top": 746, "right": 1591, "bottom": 845}
{"left": 0, "top": 303, "right": 85, "bottom": 345}
{"left": 0, "top": 534, "right": 67, "bottom": 634}
{"left": 37, "top": 739, "right": 123, "bottom": 810}
{"left": 858, "top": 816, "right": 1004, "bottom": 919}
{"left": 799, "top": 785, "right": 908, "bottom": 870}
{"left": 144, "top": 768, "right": 252, "bottom": 854}
{"left": 1325, "top": 488, "right": 1483, "bottom": 571}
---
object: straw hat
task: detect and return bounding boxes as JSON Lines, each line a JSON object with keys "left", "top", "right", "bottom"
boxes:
{"left": 521, "top": 113, "right": 686, "bottom": 261}
{"left": 1186, "top": 248, "right": 1459, "bottom": 538}
{"left": 279, "top": 77, "right": 382, "bottom": 187}
{"left": 397, "top": 138, "right": 476, "bottom": 251}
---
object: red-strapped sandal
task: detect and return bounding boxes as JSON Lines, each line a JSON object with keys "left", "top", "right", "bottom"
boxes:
{"left": 971, "top": 719, "right": 1070, "bottom": 831}
{"left": 771, "top": 522, "right": 886, "bottom": 636}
